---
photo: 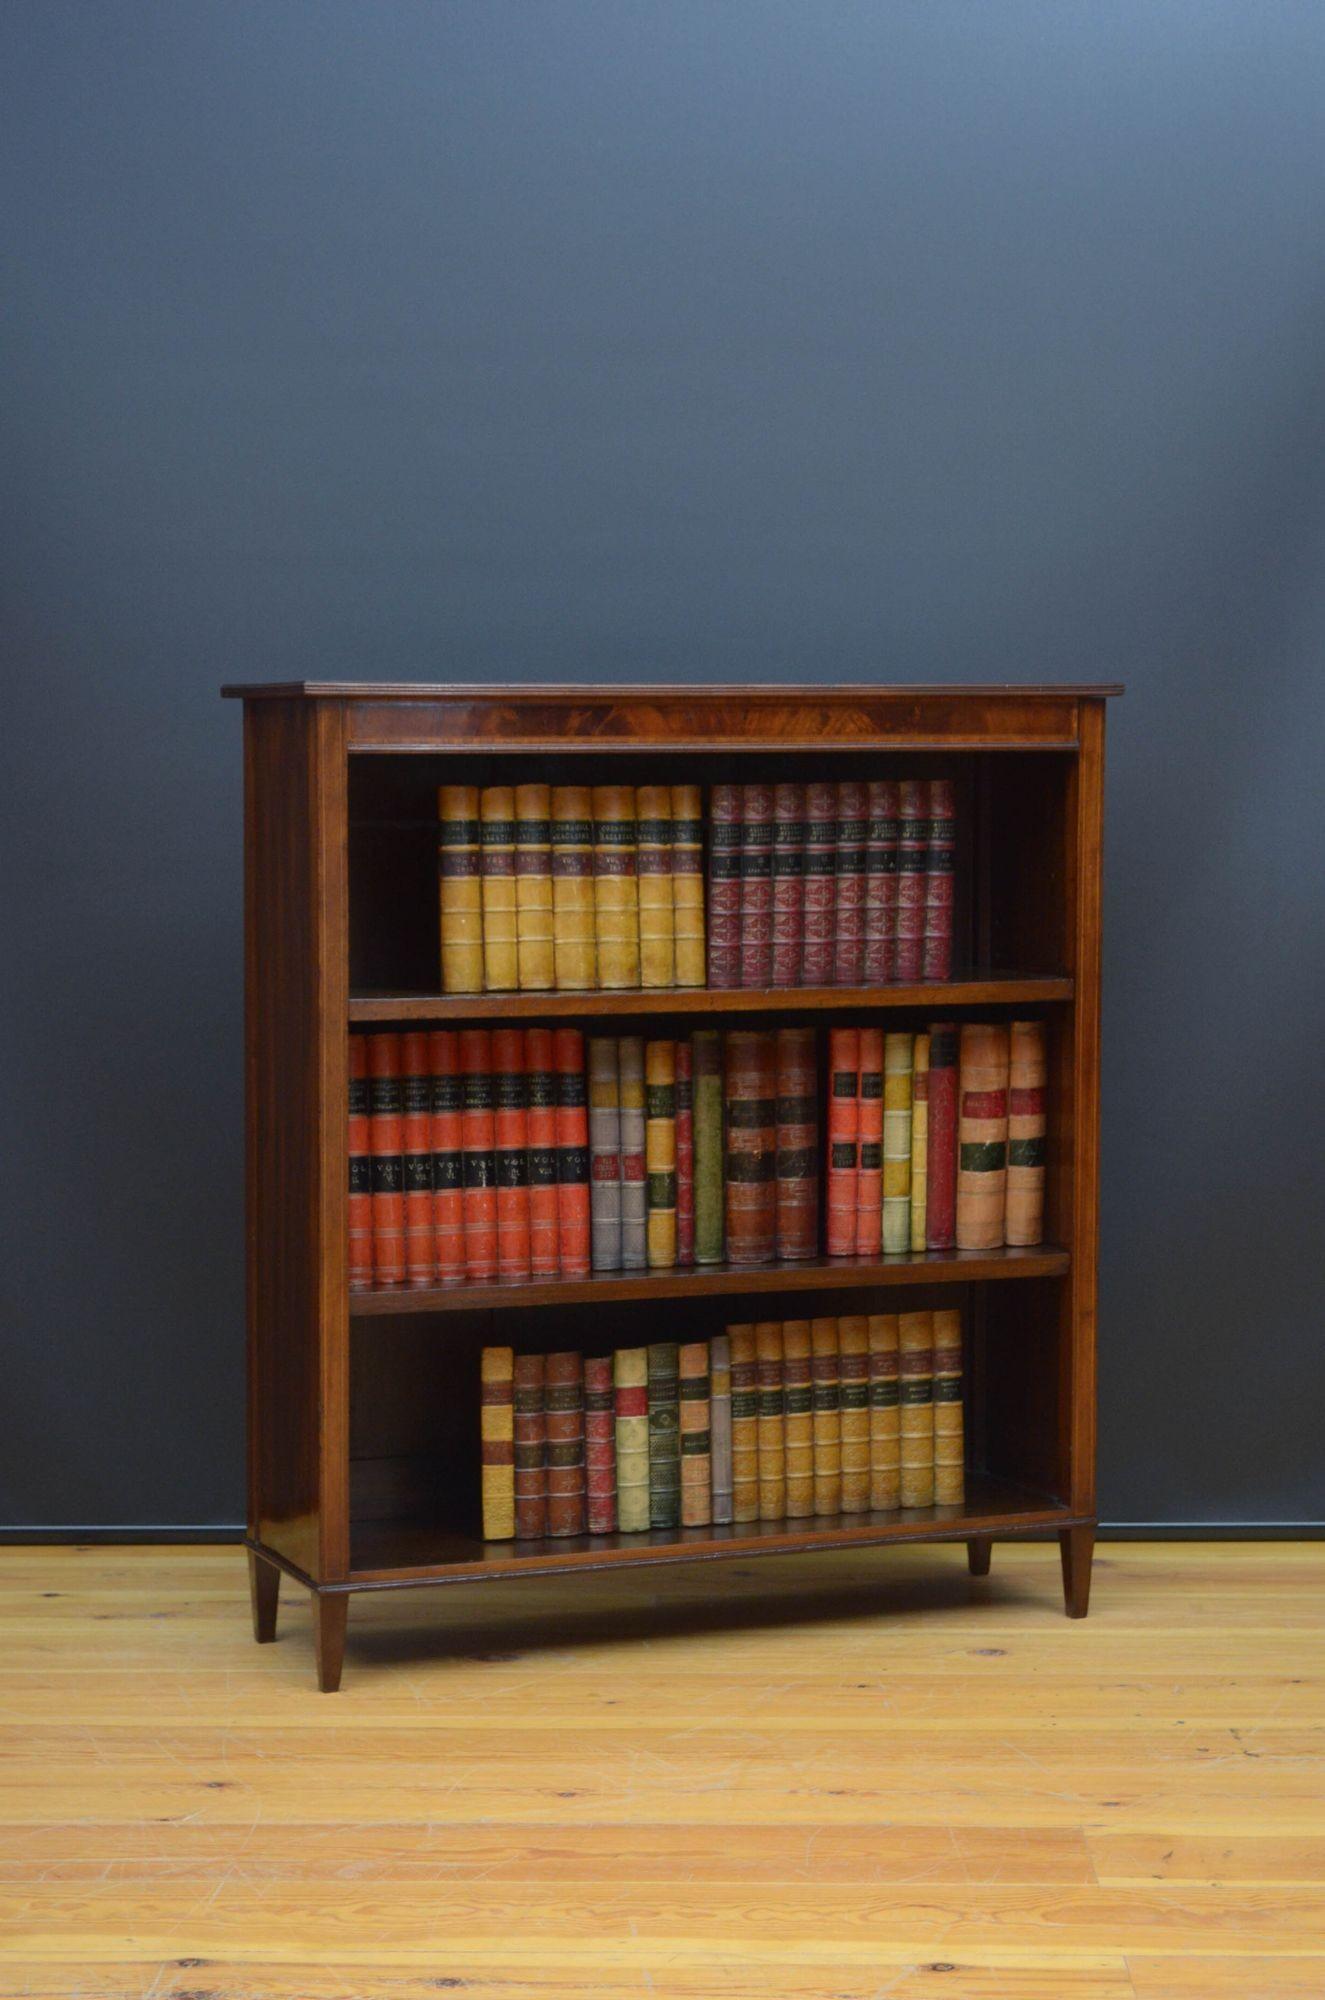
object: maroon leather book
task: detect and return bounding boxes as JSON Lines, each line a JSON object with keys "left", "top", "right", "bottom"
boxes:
{"left": 831, "top": 780, "right": 867, "bottom": 986}
{"left": 895, "top": 779, "right": 927, "bottom": 983}
{"left": 775, "top": 1027, "right": 818, "bottom": 1261}
{"left": 925, "top": 1021, "right": 959, "bottom": 1250}
{"left": 724, "top": 1030, "right": 778, "bottom": 1265}
{"left": 771, "top": 782, "right": 805, "bottom": 989}
{"left": 863, "top": 779, "right": 899, "bottom": 985}
{"left": 544, "top": 1350, "right": 586, "bottom": 1537}
{"left": 675, "top": 1040, "right": 695, "bottom": 1268}
{"left": 922, "top": 778, "right": 956, "bottom": 982}
{"left": 513, "top": 1351, "right": 547, "bottom": 1540}
{"left": 584, "top": 1353, "right": 616, "bottom": 1535}
{"left": 800, "top": 781, "right": 836, "bottom": 987}
{"left": 739, "top": 784, "right": 774, "bottom": 988}
{"left": 707, "top": 784, "right": 742, "bottom": 988}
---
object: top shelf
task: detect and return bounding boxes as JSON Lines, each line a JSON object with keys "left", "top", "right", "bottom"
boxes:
{"left": 348, "top": 974, "right": 1073, "bottom": 1023}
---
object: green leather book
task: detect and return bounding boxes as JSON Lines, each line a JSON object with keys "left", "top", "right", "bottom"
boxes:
{"left": 647, "top": 1341, "right": 681, "bottom": 1531}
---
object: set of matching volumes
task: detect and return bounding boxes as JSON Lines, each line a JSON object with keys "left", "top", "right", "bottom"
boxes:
{"left": 708, "top": 778, "right": 956, "bottom": 990}
{"left": 826, "top": 1019, "right": 1047, "bottom": 1257}
{"left": 438, "top": 784, "right": 705, "bottom": 993}
{"left": 479, "top": 1309, "right": 963, "bottom": 1541}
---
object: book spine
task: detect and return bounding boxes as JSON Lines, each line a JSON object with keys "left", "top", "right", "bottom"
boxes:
{"left": 925, "top": 1021, "right": 958, "bottom": 1251}
{"left": 739, "top": 782, "right": 774, "bottom": 988}
{"left": 587, "top": 1037, "right": 623, "bottom": 1273}
{"left": 647, "top": 1341, "right": 681, "bottom": 1530}
{"left": 617, "top": 1036, "right": 647, "bottom": 1270}
{"left": 554, "top": 1027, "right": 590, "bottom": 1276}
{"left": 674, "top": 1041, "right": 695, "bottom": 1268}
{"left": 838, "top": 1314, "right": 870, "bottom": 1514}
{"left": 832, "top": 780, "right": 867, "bottom": 986}
{"left": 614, "top": 1347, "right": 650, "bottom": 1533}
{"left": 895, "top": 778, "right": 927, "bottom": 983}
{"left": 825, "top": 1025, "right": 859, "bottom": 1257}
{"left": 348, "top": 1036, "right": 373, "bottom": 1293}
{"left": 401, "top": 1029, "right": 436, "bottom": 1289}
{"left": 513, "top": 1351, "right": 547, "bottom": 1540}
{"left": 810, "top": 1317, "right": 841, "bottom": 1516}
{"left": 709, "top": 1332, "right": 734, "bottom": 1525}
{"left": 437, "top": 784, "right": 482, "bottom": 994}
{"left": 723, "top": 1030, "right": 777, "bottom": 1266}
{"left": 771, "top": 782, "right": 805, "bottom": 988}
{"left": 1005, "top": 1019, "right": 1048, "bottom": 1246}
{"left": 679, "top": 1340, "right": 712, "bottom": 1527}
{"left": 863, "top": 779, "right": 899, "bottom": 984}
{"left": 853, "top": 1026, "right": 884, "bottom": 1258}
{"left": 551, "top": 785, "right": 596, "bottom": 990}
{"left": 909, "top": 1032, "right": 930, "bottom": 1253}
{"left": 479, "top": 1346, "right": 515, "bottom": 1540}
{"left": 670, "top": 783, "right": 706, "bottom": 987}
{"left": 782, "top": 1319, "right": 814, "bottom": 1518}
{"left": 492, "top": 1026, "right": 530, "bottom": 1280}
{"left": 367, "top": 1031, "right": 405, "bottom": 1289}
{"left": 584, "top": 1353, "right": 617, "bottom": 1536}
{"left": 868, "top": 1312, "right": 901, "bottom": 1510}
{"left": 800, "top": 780, "right": 836, "bottom": 986}
{"left": 524, "top": 1027, "right": 560, "bottom": 1276}
{"left": 460, "top": 1028, "right": 498, "bottom": 1280}
{"left": 956, "top": 1022, "right": 1010, "bottom": 1250}
{"left": 636, "top": 783, "right": 674, "bottom": 989}
{"left": 545, "top": 1350, "right": 586, "bottom": 1538}
{"left": 728, "top": 1324, "right": 760, "bottom": 1523}
{"left": 931, "top": 1307, "right": 964, "bottom": 1506}
{"left": 429, "top": 1030, "right": 466, "bottom": 1285}
{"left": 515, "top": 782, "right": 554, "bottom": 991}
{"left": 593, "top": 784, "right": 639, "bottom": 989}
{"left": 774, "top": 1026, "right": 818, "bottom": 1262}
{"left": 645, "top": 1040, "right": 677, "bottom": 1269}
{"left": 899, "top": 1310, "right": 934, "bottom": 1508}
{"left": 480, "top": 786, "right": 518, "bottom": 992}
{"left": 882, "top": 1031, "right": 914, "bottom": 1255}
{"left": 921, "top": 778, "right": 956, "bottom": 982}
{"left": 706, "top": 783, "right": 743, "bottom": 988}
{"left": 691, "top": 1029, "right": 724, "bottom": 1265}
{"left": 755, "top": 1321, "right": 786, "bottom": 1522}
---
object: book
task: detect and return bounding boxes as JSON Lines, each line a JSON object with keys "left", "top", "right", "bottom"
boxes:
{"left": 691, "top": 1030, "right": 725, "bottom": 1265}
{"left": 675, "top": 1040, "right": 695, "bottom": 1268}
{"left": 401, "top": 1029, "right": 436, "bottom": 1288}
{"left": 782, "top": 1319, "right": 814, "bottom": 1517}
{"left": 613, "top": 1347, "right": 650, "bottom": 1533}
{"left": 513, "top": 1350, "right": 547, "bottom": 1539}
{"left": 593, "top": 785, "right": 639, "bottom": 989}
{"left": 899, "top": 1310, "right": 934, "bottom": 1508}
{"left": 709, "top": 1331, "right": 734, "bottom": 1525}
{"left": 480, "top": 786, "right": 518, "bottom": 991}
{"left": 921, "top": 778, "right": 956, "bottom": 982}
{"left": 670, "top": 782, "right": 706, "bottom": 987}
{"left": 882, "top": 1031, "right": 914, "bottom": 1255}
{"left": 832, "top": 780, "right": 867, "bottom": 986}
{"left": 679, "top": 1340, "right": 712, "bottom": 1527}
{"left": 854, "top": 1027, "right": 884, "bottom": 1258}
{"left": 728, "top": 1323, "right": 760, "bottom": 1523}
{"left": 895, "top": 778, "right": 927, "bottom": 983}
{"left": 514, "top": 782, "right": 554, "bottom": 991}
{"left": 838, "top": 1314, "right": 870, "bottom": 1513}
{"left": 771, "top": 781, "right": 805, "bottom": 988}
{"left": 437, "top": 784, "right": 482, "bottom": 994}
{"left": 460, "top": 1028, "right": 497, "bottom": 1281}
{"left": 863, "top": 779, "right": 899, "bottom": 984}
{"left": 429, "top": 1030, "right": 466, "bottom": 1286}
{"left": 774, "top": 1026, "right": 818, "bottom": 1262}
{"left": 492, "top": 1026, "right": 530, "bottom": 1280}
{"left": 636, "top": 784, "right": 674, "bottom": 988}
{"left": 584, "top": 1353, "right": 617, "bottom": 1535}
{"left": 587, "top": 1037, "right": 623, "bottom": 1273}
{"left": 724, "top": 1030, "right": 777, "bottom": 1265}
{"left": 956, "top": 1022, "right": 1010, "bottom": 1249}
{"left": 524, "top": 1027, "right": 560, "bottom": 1276}
{"left": 617, "top": 1036, "right": 647, "bottom": 1270}
{"left": 348, "top": 1035, "right": 373, "bottom": 1293}
{"left": 931, "top": 1307, "right": 964, "bottom": 1506}
{"left": 554, "top": 1028, "right": 590, "bottom": 1276}
{"left": 909, "top": 1032, "right": 930, "bottom": 1253}
{"left": 1005, "top": 1019, "right": 1048, "bottom": 1246}
{"left": 644, "top": 1039, "right": 677, "bottom": 1269}
{"left": 800, "top": 780, "right": 836, "bottom": 986}
{"left": 867, "top": 1313, "right": 901, "bottom": 1511}
{"left": 647, "top": 1341, "right": 681, "bottom": 1530}
{"left": 925, "top": 1021, "right": 958, "bottom": 1252}
{"left": 551, "top": 785, "right": 596, "bottom": 989}
{"left": 810, "top": 1316, "right": 841, "bottom": 1516}
{"left": 825, "top": 1026, "right": 860, "bottom": 1258}
{"left": 479, "top": 1346, "right": 515, "bottom": 1540}
{"left": 739, "top": 783, "right": 774, "bottom": 988}
{"left": 755, "top": 1321, "right": 786, "bottom": 1521}
{"left": 367, "top": 1031, "right": 405, "bottom": 1288}
{"left": 545, "top": 1350, "right": 586, "bottom": 1537}
{"left": 707, "top": 782, "right": 742, "bottom": 988}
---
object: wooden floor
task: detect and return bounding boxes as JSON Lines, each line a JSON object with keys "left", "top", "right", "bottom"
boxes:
{"left": 2, "top": 1544, "right": 1324, "bottom": 1999}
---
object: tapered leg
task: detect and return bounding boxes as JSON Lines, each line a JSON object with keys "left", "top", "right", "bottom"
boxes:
{"left": 1059, "top": 1525, "right": 1094, "bottom": 1618}
{"left": 313, "top": 1590, "right": 349, "bottom": 1692}
{"left": 248, "top": 1549, "right": 279, "bottom": 1643}
{"left": 966, "top": 1537, "right": 992, "bottom": 1577}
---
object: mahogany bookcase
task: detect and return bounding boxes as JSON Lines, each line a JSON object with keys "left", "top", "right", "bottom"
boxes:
{"left": 222, "top": 682, "right": 1119, "bottom": 1689}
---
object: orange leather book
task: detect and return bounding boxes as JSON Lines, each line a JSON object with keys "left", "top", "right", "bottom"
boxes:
{"left": 459, "top": 1028, "right": 497, "bottom": 1281}
{"left": 492, "top": 1027, "right": 531, "bottom": 1280}
{"left": 854, "top": 1026, "right": 884, "bottom": 1258}
{"left": 428, "top": 1030, "right": 465, "bottom": 1286}
{"left": 825, "top": 1026, "right": 860, "bottom": 1257}
{"left": 348, "top": 1035, "right": 373, "bottom": 1293}
{"left": 524, "top": 1027, "right": 560, "bottom": 1276}
{"left": 401, "top": 1029, "right": 435, "bottom": 1289}
{"left": 554, "top": 1028, "right": 590, "bottom": 1276}
{"left": 367, "top": 1032, "right": 405, "bottom": 1289}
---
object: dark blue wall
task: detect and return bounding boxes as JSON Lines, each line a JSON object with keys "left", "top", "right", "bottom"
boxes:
{"left": 4, "top": 1, "right": 1323, "bottom": 1526}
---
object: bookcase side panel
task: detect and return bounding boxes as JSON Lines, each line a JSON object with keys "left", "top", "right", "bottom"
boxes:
{"left": 1062, "top": 699, "right": 1105, "bottom": 1518}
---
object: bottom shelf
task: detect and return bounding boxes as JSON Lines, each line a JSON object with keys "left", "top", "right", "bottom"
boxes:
{"left": 347, "top": 1472, "right": 1082, "bottom": 1586}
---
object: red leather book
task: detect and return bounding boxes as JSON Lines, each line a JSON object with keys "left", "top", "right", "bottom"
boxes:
{"left": 674, "top": 1040, "right": 695, "bottom": 1268}
{"left": 895, "top": 779, "right": 927, "bottom": 983}
{"left": 584, "top": 1353, "right": 617, "bottom": 1535}
{"left": 554, "top": 1028, "right": 590, "bottom": 1277}
{"left": 854, "top": 1026, "right": 884, "bottom": 1258}
{"left": 771, "top": 782, "right": 805, "bottom": 988}
{"left": 524, "top": 1027, "right": 560, "bottom": 1277}
{"left": 922, "top": 778, "right": 956, "bottom": 982}
{"left": 831, "top": 780, "right": 867, "bottom": 986}
{"left": 707, "top": 783, "right": 742, "bottom": 988}
{"left": 492, "top": 1027, "right": 531, "bottom": 1280}
{"left": 863, "top": 780, "right": 899, "bottom": 985}
{"left": 825, "top": 1026, "right": 859, "bottom": 1257}
{"left": 428, "top": 1030, "right": 466, "bottom": 1286}
{"left": 925, "top": 1021, "right": 958, "bottom": 1250}
{"left": 800, "top": 781, "right": 836, "bottom": 986}
{"left": 401, "top": 1029, "right": 436, "bottom": 1289}
{"left": 366, "top": 1032, "right": 405, "bottom": 1289}
{"left": 545, "top": 1350, "right": 587, "bottom": 1537}
{"left": 459, "top": 1027, "right": 497, "bottom": 1281}
{"left": 775, "top": 1027, "right": 818, "bottom": 1261}
{"left": 739, "top": 783, "right": 774, "bottom": 988}
{"left": 513, "top": 1350, "right": 547, "bottom": 1540}
{"left": 724, "top": 1030, "right": 778, "bottom": 1265}
{"left": 347, "top": 1035, "right": 373, "bottom": 1294}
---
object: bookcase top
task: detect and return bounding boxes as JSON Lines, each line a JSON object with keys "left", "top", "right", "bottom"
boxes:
{"left": 222, "top": 680, "right": 1124, "bottom": 701}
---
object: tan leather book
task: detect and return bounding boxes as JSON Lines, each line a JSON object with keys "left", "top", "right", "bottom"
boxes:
{"left": 1005, "top": 1020, "right": 1047, "bottom": 1246}
{"left": 551, "top": 785, "right": 596, "bottom": 990}
{"left": 755, "top": 1320, "right": 786, "bottom": 1521}
{"left": 480, "top": 787, "right": 518, "bottom": 991}
{"left": 837, "top": 1314, "right": 870, "bottom": 1513}
{"left": 670, "top": 782, "right": 706, "bottom": 987}
{"left": 957, "top": 1023, "right": 1010, "bottom": 1249}
{"left": 867, "top": 1313, "right": 901, "bottom": 1510}
{"left": 636, "top": 783, "right": 675, "bottom": 988}
{"left": 514, "top": 782, "right": 554, "bottom": 991}
{"left": 782, "top": 1320, "right": 814, "bottom": 1518}
{"left": 810, "top": 1317, "right": 841, "bottom": 1515}
{"left": 437, "top": 784, "right": 482, "bottom": 994}
{"left": 899, "top": 1310, "right": 934, "bottom": 1508}
{"left": 593, "top": 784, "right": 640, "bottom": 988}
{"left": 729, "top": 1323, "right": 759, "bottom": 1523}
{"left": 678, "top": 1340, "right": 712, "bottom": 1527}
{"left": 932, "top": 1307, "right": 965, "bottom": 1506}
{"left": 909, "top": 1033, "right": 930, "bottom": 1251}
{"left": 479, "top": 1345, "right": 515, "bottom": 1540}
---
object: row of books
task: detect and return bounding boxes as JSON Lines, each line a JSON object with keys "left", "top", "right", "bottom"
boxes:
{"left": 439, "top": 783, "right": 705, "bottom": 993}
{"left": 479, "top": 1309, "right": 965, "bottom": 1541}
{"left": 709, "top": 779, "right": 956, "bottom": 989}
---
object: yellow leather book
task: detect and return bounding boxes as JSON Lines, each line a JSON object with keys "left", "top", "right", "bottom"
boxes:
{"left": 551, "top": 785, "right": 596, "bottom": 989}
{"left": 810, "top": 1316, "right": 841, "bottom": 1516}
{"left": 909, "top": 1032, "right": 929, "bottom": 1251}
{"left": 479, "top": 787, "right": 518, "bottom": 991}
{"left": 480, "top": 1345, "right": 515, "bottom": 1541}
{"left": 837, "top": 1314, "right": 870, "bottom": 1513}
{"left": 437, "top": 784, "right": 482, "bottom": 994}
{"left": 592, "top": 784, "right": 640, "bottom": 989}
{"left": 867, "top": 1313, "right": 900, "bottom": 1511}
{"left": 782, "top": 1319, "right": 814, "bottom": 1518}
{"left": 729, "top": 1323, "right": 759, "bottom": 1523}
{"left": 882, "top": 1031, "right": 914, "bottom": 1253}
{"left": 899, "top": 1309, "right": 934, "bottom": 1508}
{"left": 636, "top": 783, "right": 675, "bottom": 988}
{"left": 514, "top": 782, "right": 554, "bottom": 991}
{"left": 932, "top": 1307, "right": 965, "bottom": 1506}
{"left": 670, "top": 782, "right": 706, "bottom": 987}
{"left": 755, "top": 1320, "right": 786, "bottom": 1522}
{"left": 644, "top": 1039, "right": 677, "bottom": 1269}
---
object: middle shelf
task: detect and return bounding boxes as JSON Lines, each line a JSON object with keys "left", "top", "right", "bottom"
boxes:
{"left": 348, "top": 973, "right": 1073, "bottom": 1023}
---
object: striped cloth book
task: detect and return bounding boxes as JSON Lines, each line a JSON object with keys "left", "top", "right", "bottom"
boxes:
{"left": 709, "top": 1332, "right": 734, "bottom": 1526}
